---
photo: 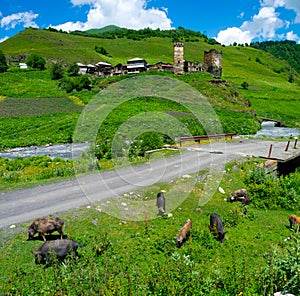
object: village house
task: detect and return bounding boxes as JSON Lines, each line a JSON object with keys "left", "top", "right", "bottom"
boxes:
{"left": 76, "top": 42, "right": 222, "bottom": 78}
{"left": 96, "top": 61, "right": 112, "bottom": 76}
{"left": 113, "top": 63, "right": 128, "bottom": 76}
{"left": 77, "top": 62, "right": 87, "bottom": 74}
{"left": 148, "top": 62, "right": 173, "bottom": 71}
{"left": 126, "top": 57, "right": 148, "bottom": 74}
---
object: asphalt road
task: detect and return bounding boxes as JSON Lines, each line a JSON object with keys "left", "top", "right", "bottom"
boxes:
{"left": 0, "top": 138, "right": 297, "bottom": 228}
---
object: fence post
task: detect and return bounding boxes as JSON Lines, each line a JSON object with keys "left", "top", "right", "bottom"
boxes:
{"left": 268, "top": 144, "right": 273, "bottom": 158}
{"left": 285, "top": 141, "right": 290, "bottom": 152}
{"left": 294, "top": 137, "right": 298, "bottom": 149}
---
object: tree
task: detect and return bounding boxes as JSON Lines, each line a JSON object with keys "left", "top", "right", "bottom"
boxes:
{"left": 288, "top": 73, "right": 295, "bottom": 83}
{"left": 0, "top": 50, "right": 8, "bottom": 73}
{"left": 67, "top": 62, "right": 79, "bottom": 76}
{"left": 26, "top": 54, "right": 46, "bottom": 70}
{"left": 50, "top": 62, "right": 64, "bottom": 80}
{"left": 241, "top": 81, "right": 249, "bottom": 89}
{"left": 95, "top": 46, "right": 109, "bottom": 56}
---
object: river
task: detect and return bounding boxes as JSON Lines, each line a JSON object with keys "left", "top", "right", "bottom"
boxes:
{"left": 0, "top": 122, "right": 299, "bottom": 160}
{"left": 254, "top": 121, "right": 300, "bottom": 138}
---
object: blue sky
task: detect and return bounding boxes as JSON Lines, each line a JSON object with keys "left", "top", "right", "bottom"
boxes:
{"left": 1, "top": 0, "right": 300, "bottom": 45}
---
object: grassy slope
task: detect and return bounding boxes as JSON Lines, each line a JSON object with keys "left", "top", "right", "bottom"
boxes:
{"left": 1, "top": 28, "right": 299, "bottom": 126}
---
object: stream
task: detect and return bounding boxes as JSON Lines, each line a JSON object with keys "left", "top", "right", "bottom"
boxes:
{"left": 0, "top": 122, "right": 299, "bottom": 160}
{"left": 253, "top": 121, "right": 300, "bottom": 138}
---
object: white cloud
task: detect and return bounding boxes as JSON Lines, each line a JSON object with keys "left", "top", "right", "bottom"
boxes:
{"left": 241, "top": 7, "right": 285, "bottom": 39}
{"left": 216, "top": 27, "right": 253, "bottom": 45}
{"left": 52, "top": 0, "right": 173, "bottom": 32}
{"left": 0, "top": 36, "right": 9, "bottom": 43}
{"left": 0, "top": 11, "right": 39, "bottom": 30}
{"left": 261, "top": 0, "right": 300, "bottom": 23}
{"left": 286, "top": 30, "right": 298, "bottom": 40}
{"left": 216, "top": 2, "right": 300, "bottom": 45}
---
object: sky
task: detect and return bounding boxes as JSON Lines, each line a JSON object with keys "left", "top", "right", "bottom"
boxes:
{"left": 1, "top": 0, "right": 300, "bottom": 45}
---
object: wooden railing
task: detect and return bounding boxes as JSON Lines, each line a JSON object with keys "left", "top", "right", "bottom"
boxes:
{"left": 178, "top": 133, "right": 237, "bottom": 146}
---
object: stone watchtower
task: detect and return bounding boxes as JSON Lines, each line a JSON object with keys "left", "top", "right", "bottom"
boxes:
{"left": 204, "top": 49, "right": 222, "bottom": 78}
{"left": 173, "top": 42, "right": 184, "bottom": 75}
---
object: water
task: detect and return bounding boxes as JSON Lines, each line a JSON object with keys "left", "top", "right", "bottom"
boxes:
{"left": 0, "top": 143, "right": 90, "bottom": 160}
{"left": 254, "top": 121, "right": 300, "bottom": 138}
{"left": 1, "top": 121, "right": 299, "bottom": 159}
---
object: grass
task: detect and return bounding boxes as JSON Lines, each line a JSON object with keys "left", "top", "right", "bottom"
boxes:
{"left": 0, "top": 28, "right": 299, "bottom": 129}
{"left": 0, "top": 158, "right": 298, "bottom": 295}
{"left": 0, "top": 113, "right": 80, "bottom": 149}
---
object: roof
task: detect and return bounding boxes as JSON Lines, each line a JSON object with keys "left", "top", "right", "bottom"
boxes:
{"left": 96, "top": 62, "right": 112, "bottom": 66}
{"left": 127, "top": 57, "right": 146, "bottom": 62}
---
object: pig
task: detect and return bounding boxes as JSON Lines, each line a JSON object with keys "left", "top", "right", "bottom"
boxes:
{"left": 176, "top": 219, "right": 192, "bottom": 247}
{"left": 32, "top": 239, "right": 79, "bottom": 265}
{"left": 230, "top": 188, "right": 248, "bottom": 201}
{"left": 209, "top": 213, "right": 227, "bottom": 243}
{"left": 289, "top": 215, "right": 300, "bottom": 229}
{"left": 27, "top": 217, "right": 64, "bottom": 241}
{"left": 230, "top": 189, "right": 250, "bottom": 205}
{"left": 156, "top": 191, "right": 166, "bottom": 216}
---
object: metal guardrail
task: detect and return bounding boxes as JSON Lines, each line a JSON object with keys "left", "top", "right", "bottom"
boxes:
{"left": 178, "top": 133, "right": 237, "bottom": 146}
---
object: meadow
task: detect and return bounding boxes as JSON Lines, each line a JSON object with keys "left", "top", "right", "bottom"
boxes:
{"left": 0, "top": 158, "right": 299, "bottom": 295}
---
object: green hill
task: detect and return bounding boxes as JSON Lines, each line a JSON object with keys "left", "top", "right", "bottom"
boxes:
{"left": 84, "top": 25, "right": 122, "bottom": 34}
{"left": 1, "top": 28, "right": 299, "bottom": 126}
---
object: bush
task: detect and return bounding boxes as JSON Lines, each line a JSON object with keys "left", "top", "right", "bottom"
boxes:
{"left": 244, "top": 167, "right": 300, "bottom": 210}
{"left": 58, "top": 75, "right": 91, "bottom": 93}
{"left": 58, "top": 77, "right": 75, "bottom": 93}
{"left": 241, "top": 81, "right": 249, "bottom": 90}
{"left": 129, "top": 132, "right": 164, "bottom": 158}
{"left": 261, "top": 232, "right": 300, "bottom": 295}
{"left": 50, "top": 62, "right": 64, "bottom": 80}
{"left": 95, "top": 46, "right": 110, "bottom": 56}
{"left": 67, "top": 62, "right": 79, "bottom": 76}
{"left": 0, "top": 50, "right": 8, "bottom": 73}
{"left": 26, "top": 53, "right": 46, "bottom": 70}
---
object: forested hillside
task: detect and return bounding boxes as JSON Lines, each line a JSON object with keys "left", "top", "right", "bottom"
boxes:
{"left": 251, "top": 40, "right": 300, "bottom": 74}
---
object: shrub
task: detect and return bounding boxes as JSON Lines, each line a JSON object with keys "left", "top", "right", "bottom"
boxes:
{"left": 75, "top": 75, "right": 91, "bottom": 91}
{"left": 59, "top": 75, "right": 91, "bottom": 93}
{"left": 58, "top": 77, "right": 75, "bottom": 93}
{"left": 95, "top": 45, "right": 110, "bottom": 56}
{"left": 261, "top": 232, "right": 300, "bottom": 295}
{"left": 50, "top": 62, "right": 64, "bottom": 80}
{"left": 0, "top": 50, "right": 8, "bottom": 73}
{"left": 129, "top": 132, "right": 164, "bottom": 158}
{"left": 244, "top": 167, "right": 300, "bottom": 210}
{"left": 67, "top": 62, "right": 79, "bottom": 76}
{"left": 255, "top": 57, "right": 263, "bottom": 64}
{"left": 241, "top": 81, "right": 249, "bottom": 90}
{"left": 26, "top": 53, "right": 46, "bottom": 70}
{"left": 288, "top": 74, "right": 294, "bottom": 83}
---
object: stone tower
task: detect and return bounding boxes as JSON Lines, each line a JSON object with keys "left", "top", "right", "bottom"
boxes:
{"left": 173, "top": 42, "right": 184, "bottom": 74}
{"left": 204, "top": 49, "right": 222, "bottom": 78}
